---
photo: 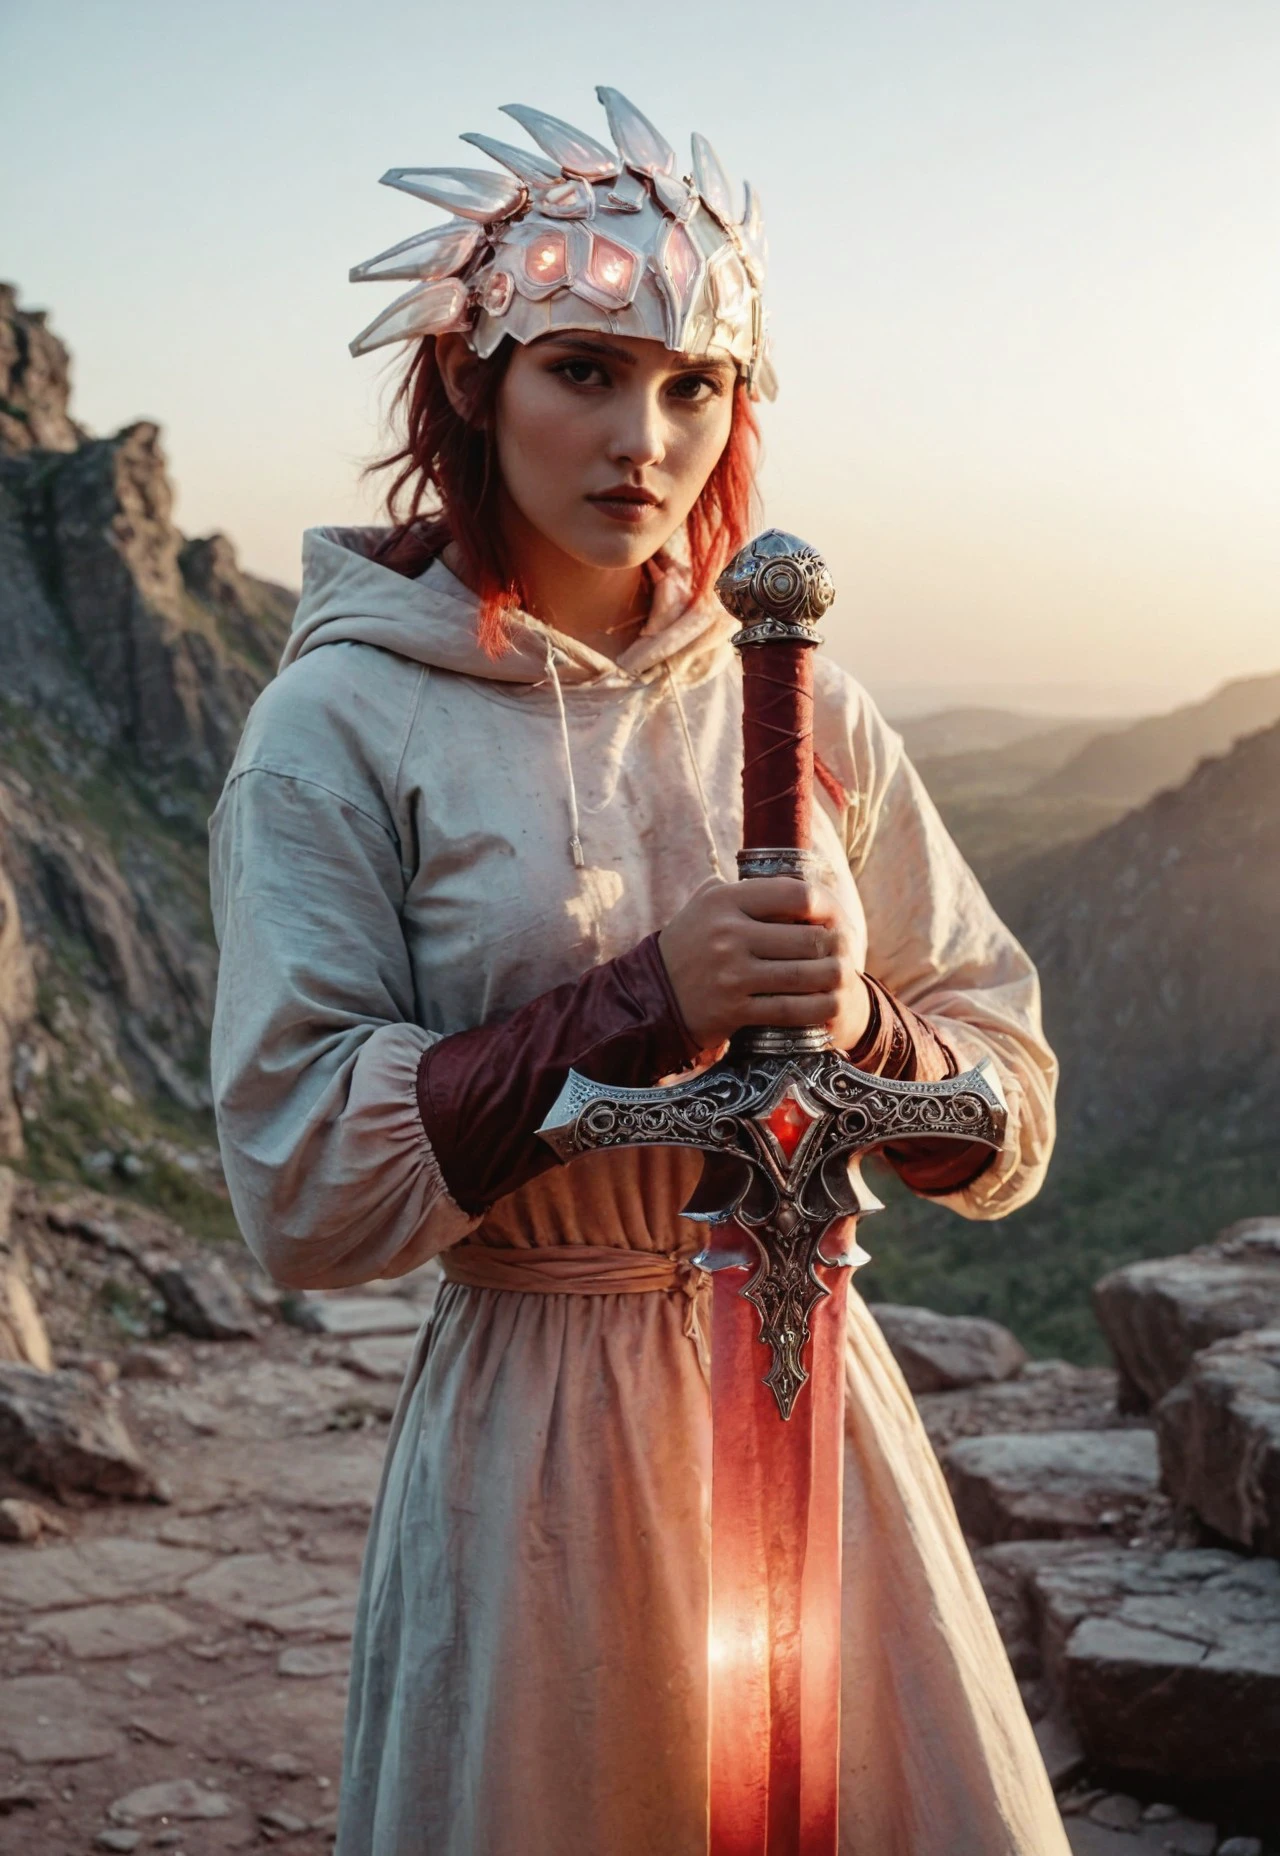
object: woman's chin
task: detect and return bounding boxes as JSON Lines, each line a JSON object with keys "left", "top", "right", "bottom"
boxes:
{"left": 561, "top": 514, "right": 677, "bottom": 572}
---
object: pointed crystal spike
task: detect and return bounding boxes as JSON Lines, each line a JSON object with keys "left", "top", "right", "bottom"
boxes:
{"left": 692, "top": 133, "right": 736, "bottom": 227}
{"left": 740, "top": 179, "right": 767, "bottom": 273}
{"left": 500, "top": 104, "right": 619, "bottom": 181}
{"left": 348, "top": 277, "right": 469, "bottom": 356}
{"left": 459, "top": 133, "right": 561, "bottom": 186}
{"left": 741, "top": 178, "right": 764, "bottom": 240}
{"left": 381, "top": 167, "right": 525, "bottom": 223}
{"left": 595, "top": 86, "right": 675, "bottom": 176}
{"left": 349, "top": 220, "right": 483, "bottom": 285}
{"left": 755, "top": 348, "right": 779, "bottom": 403}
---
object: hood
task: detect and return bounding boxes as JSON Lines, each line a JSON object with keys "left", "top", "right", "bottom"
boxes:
{"left": 280, "top": 526, "right": 736, "bottom": 688}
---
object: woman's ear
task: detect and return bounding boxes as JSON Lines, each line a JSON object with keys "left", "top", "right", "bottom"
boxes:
{"left": 436, "top": 333, "right": 489, "bottom": 424}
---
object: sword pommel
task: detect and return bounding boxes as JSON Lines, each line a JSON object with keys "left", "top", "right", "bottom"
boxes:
{"left": 715, "top": 529, "right": 835, "bottom": 649}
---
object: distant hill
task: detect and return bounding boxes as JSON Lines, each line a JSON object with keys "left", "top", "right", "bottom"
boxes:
{"left": 895, "top": 706, "right": 1085, "bottom": 761}
{"left": 1033, "top": 671, "right": 1280, "bottom": 809}
{"left": 867, "top": 719, "right": 1280, "bottom": 1359}
{"left": 908, "top": 674, "right": 1280, "bottom": 883}
{"left": 911, "top": 719, "right": 1128, "bottom": 880}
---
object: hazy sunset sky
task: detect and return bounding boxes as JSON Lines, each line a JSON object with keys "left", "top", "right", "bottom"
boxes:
{"left": 4, "top": 0, "right": 1277, "bottom": 715}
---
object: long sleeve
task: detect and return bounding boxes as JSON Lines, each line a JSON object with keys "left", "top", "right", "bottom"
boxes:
{"left": 827, "top": 681, "right": 1058, "bottom": 1219}
{"left": 209, "top": 763, "right": 477, "bottom": 1290}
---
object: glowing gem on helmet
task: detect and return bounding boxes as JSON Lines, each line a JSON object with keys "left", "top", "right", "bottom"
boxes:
{"left": 524, "top": 234, "right": 568, "bottom": 284}
{"left": 663, "top": 224, "right": 700, "bottom": 301}
{"left": 483, "top": 269, "right": 514, "bottom": 314}
{"left": 588, "top": 238, "right": 636, "bottom": 294}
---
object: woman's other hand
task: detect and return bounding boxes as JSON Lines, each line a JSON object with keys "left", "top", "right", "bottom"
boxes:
{"left": 659, "top": 877, "right": 872, "bottom": 1053}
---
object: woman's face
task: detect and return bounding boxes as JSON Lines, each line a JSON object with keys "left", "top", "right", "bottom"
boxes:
{"left": 486, "top": 331, "right": 737, "bottom": 572}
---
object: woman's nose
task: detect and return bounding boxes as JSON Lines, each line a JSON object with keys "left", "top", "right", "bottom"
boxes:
{"left": 607, "top": 389, "right": 665, "bottom": 469}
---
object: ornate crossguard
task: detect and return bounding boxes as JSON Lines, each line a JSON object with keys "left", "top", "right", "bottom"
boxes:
{"left": 539, "top": 530, "right": 1007, "bottom": 1419}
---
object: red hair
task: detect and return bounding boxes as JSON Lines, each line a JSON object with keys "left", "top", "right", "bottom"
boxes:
{"left": 367, "top": 336, "right": 760, "bottom": 656}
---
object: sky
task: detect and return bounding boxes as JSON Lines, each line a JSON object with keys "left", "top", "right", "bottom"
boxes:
{"left": 3, "top": 0, "right": 1278, "bottom": 717}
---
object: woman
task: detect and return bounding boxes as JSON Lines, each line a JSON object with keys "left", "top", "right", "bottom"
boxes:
{"left": 210, "top": 88, "right": 1067, "bottom": 1856}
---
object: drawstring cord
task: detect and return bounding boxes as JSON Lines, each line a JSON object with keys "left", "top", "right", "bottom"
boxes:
{"left": 545, "top": 643, "right": 586, "bottom": 869}
{"left": 543, "top": 640, "right": 724, "bottom": 885}
{"left": 662, "top": 662, "right": 726, "bottom": 883}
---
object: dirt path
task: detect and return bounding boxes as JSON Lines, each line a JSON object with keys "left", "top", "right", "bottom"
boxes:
{"left": 0, "top": 1306, "right": 418, "bottom": 1854}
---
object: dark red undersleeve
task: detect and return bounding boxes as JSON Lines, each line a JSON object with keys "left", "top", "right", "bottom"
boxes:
{"left": 847, "top": 974, "right": 998, "bottom": 1196}
{"left": 415, "top": 932, "right": 700, "bottom": 1216}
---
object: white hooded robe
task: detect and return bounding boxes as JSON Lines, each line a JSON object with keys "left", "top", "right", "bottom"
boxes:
{"left": 209, "top": 529, "right": 1067, "bottom": 1856}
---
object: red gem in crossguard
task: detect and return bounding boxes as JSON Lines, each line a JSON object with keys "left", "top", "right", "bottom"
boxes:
{"left": 761, "top": 1089, "right": 816, "bottom": 1163}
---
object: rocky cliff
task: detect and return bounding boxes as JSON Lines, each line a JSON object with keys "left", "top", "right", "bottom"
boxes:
{"left": 869, "top": 719, "right": 1280, "bottom": 1360}
{"left": 998, "top": 717, "right": 1280, "bottom": 1160}
{"left": 0, "top": 286, "right": 292, "bottom": 1224}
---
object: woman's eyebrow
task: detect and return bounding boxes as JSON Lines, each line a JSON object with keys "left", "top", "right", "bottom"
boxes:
{"left": 531, "top": 334, "right": 637, "bottom": 365}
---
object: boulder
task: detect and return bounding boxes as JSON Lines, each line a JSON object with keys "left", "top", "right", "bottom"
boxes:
{"left": 0, "top": 1363, "right": 161, "bottom": 1501}
{"left": 944, "top": 1430, "right": 1161, "bottom": 1543}
{"left": 0, "top": 1496, "right": 67, "bottom": 1542}
{"left": 1156, "top": 1327, "right": 1280, "bottom": 1553}
{"left": 152, "top": 1257, "right": 257, "bottom": 1341}
{"left": 1093, "top": 1219, "right": 1280, "bottom": 1410}
{"left": 1031, "top": 1546, "right": 1280, "bottom": 1783}
{"left": 868, "top": 1303, "right": 1027, "bottom": 1392}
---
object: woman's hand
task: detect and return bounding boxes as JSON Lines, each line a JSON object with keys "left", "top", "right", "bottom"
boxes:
{"left": 659, "top": 877, "right": 872, "bottom": 1053}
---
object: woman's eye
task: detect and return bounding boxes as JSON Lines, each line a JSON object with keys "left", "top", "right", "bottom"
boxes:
{"left": 670, "top": 374, "right": 721, "bottom": 403}
{"left": 552, "top": 359, "right": 608, "bottom": 387}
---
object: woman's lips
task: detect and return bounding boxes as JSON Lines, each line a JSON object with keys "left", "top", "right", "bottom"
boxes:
{"left": 586, "top": 490, "right": 662, "bottom": 526}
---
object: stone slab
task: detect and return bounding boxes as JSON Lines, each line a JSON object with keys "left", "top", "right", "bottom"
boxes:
{"left": 252, "top": 1592, "right": 357, "bottom": 1639}
{"left": 277, "top": 1644, "right": 350, "bottom": 1679}
{"left": 0, "top": 1537, "right": 212, "bottom": 1612}
{"left": 944, "top": 1430, "right": 1160, "bottom": 1543}
{"left": 1032, "top": 1546, "right": 1280, "bottom": 1781}
{"left": 28, "top": 1600, "right": 194, "bottom": 1659}
{"left": 183, "top": 1550, "right": 338, "bottom": 1620}
{"left": 0, "top": 1673, "right": 122, "bottom": 1764}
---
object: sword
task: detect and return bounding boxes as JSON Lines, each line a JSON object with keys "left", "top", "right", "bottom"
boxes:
{"left": 538, "top": 530, "right": 1006, "bottom": 1855}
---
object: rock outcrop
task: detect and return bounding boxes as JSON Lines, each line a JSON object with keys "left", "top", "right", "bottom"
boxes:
{"left": 869, "top": 1302, "right": 1027, "bottom": 1392}
{"left": 0, "top": 284, "right": 82, "bottom": 456}
{"left": 1156, "top": 1327, "right": 1280, "bottom": 1555}
{"left": 0, "top": 1363, "right": 161, "bottom": 1501}
{"left": 0, "top": 286, "right": 293, "bottom": 1151}
{"left": 1093, "top": 1219, "right": 1280, "bottom": 1409}
{"left": 1031, "top": 1547, "right": 1280, "bottom": 1785}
